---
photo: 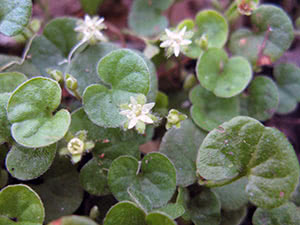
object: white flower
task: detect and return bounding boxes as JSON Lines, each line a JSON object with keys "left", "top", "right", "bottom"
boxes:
{"left": 74, "top": 15, "right": 107, "bottom": 43}
{"left": 160, "top": 26, "right": 192, "bottom": 57}
{"left": 67, "top": 137, "right": 84, "bottom": 155}
{"left": 120, "top": 96, "right": 155, "bottom": 132}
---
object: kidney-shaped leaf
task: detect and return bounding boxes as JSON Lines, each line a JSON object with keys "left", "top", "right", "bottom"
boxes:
{"left": 0, "top": 0, "right": 32, "bottom": 36}
{"left": 159, "top": 119, "right": 207, "bottom": 187}
{"left": 7, "top": 77, "right": 71, "bottom": 148}
{"left": 184, "top": 10, "right": 228, "bottom": 59}
{"left": 274, "top": 63, "right": 300, "bottom": 114}
{"left": 83, "top": 49, "right": 150, "bottom": 128}
{"left": 189, "top": 84, "right": 240, "bottom": 131}
{"left": 0, "top": 184, "right": 44, "bottom": 224}
{"left": 108, "top": 152, "right": 176, "bottom": 209}
{"left": 196, "top": 48, "right": 252, "bottom": 98}
{"left": 6, "top": 144, "right": 56, "bottom": 181}
{"left": 128, "top": 0, "right": 169, "bottom": 36}
{"left": 240, "top": 76, "right": 278, "bottom": 121}
{"left": 197, "top": 116, "right": 300, "bottom": 209}
{"left": 103, "top": 201, "right": 176, "bottom": 225}
{"left": 0, "top": 72, "right": 27, "bottom": 144}
{"left": 229, "top": 5, "right": 294, "bottom": 68}
{"left": 184, "top": 188, "right": 221, "bottom": 225}
{"left": 253, "top": 202, "right": 300, "bottom": 225}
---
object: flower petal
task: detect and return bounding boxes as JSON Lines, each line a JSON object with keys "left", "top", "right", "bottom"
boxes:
{"left": 142, "top": 102, "right": 155, "bottom": 113}
{"left": 139, "top": 115, "right": 154, "bottom": 124}
{"left": 128, "top": 118, "right": 138, "bottom": 129}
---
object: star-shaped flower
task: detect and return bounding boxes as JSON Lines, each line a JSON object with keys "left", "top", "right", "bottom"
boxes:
{"left": 120, "top": 95, "right": 156, "bottom": 134}
{"left": 74, "top": 15, "right": 107, "bottom": 44}
{"left": 160, "top": 26, "right": 192, "bottom": 57}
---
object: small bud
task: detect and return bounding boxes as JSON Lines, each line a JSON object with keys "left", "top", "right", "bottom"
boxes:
{"left": 67, "top": 138, "right": 84, "bottom": 155}
{"left": 89, "top": 206, "right": 100, "bottom": 220}
{"left": 65, "top": 73, "right": 78, "bottom": 91}
{"left": 237, "top": 0, "right": 258, "bottom": 16}
{"left": 166, "top": 109, "right": 187, "bottom": 130}
{"left": 196, "top": 34, "right": 208, "bottom": 50}
{"left": 47, "top": 69, "right": 63, "bottom": 83}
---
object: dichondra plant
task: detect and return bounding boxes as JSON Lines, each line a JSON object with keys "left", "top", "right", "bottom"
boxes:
{"left": 0, "top": 0, "right": 300, "bottom": 225}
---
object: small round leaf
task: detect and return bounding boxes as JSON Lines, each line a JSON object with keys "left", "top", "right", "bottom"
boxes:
{"left": 196, "top": 48, "right": 252, "bottom": 98}
{"left": 197, "top": 116, "right": 300, "bottom": 209}
{"left": 189, "top": 85, "right": 240, "bottom": 131}
{"left": 159, "top": 119, "right": 207, "bottom": 186}
{"left": 103, "top": 201, "right": 146, "bottom": 225}
{"left": 253, "top": 202, "right": 300, "bottom": 225}
{"left": 49, "top": 215, "right": 99, "bottom": 225}
{"left": 274, "top": 63, "right": 300, "bottom": 114}
{"left": 108, "top": 153, "right": 176, "bottom": 209}
{"left": 6, "top": 144, "right": 56, "bottom": 180}
{"left": 83, "top": 49, "right": 150, "bottom": 128}
{"left": 240, "top": 76, "right": 279, "bottom": 121}
{"left": 7, "top": 77, "right": 71, "bottom": 148}
{"left": 229, "top": 5, "right": 294, "bottom": 68}
{"left": 0, "top": 184, "right": 45, "bottom": 224}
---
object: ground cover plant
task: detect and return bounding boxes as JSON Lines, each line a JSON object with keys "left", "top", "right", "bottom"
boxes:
{"left": 0, "top": 0, "right": 300, "bottom": 224}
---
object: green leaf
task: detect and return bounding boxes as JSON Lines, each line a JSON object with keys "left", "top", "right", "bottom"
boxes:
{"left": 70, "top": 107, "right": 110, "bottom": 141}
{"left": 212, "top": 177, "right": 248, "bottom": 211}
{"left": 196, "top": 48, "right": 252, "bottom": 98}
{"left": 159, "top": 119, "right": 207, "bottom": 186}
{"left": 291, "top": 174, "right": 300, "bottom": 206}
{"left": 49, "top": 215, "right": 99, "bottom": 225}
{"left": 108, "top": 152, "right": 176, "bottom": 209}
{"left": 80, "top": 125, "right": 150, "bottom": 196}
{"left": 31, "top": 157, "right": 84, "bottom": 223}
{"left": 83, "top": 49, "right": 150, "bottom": 128}
{"left": 5, "top": 144, "right": 56, "bottom": 180}
{"left": 274, "top": 63, "right": 300, "bottom": 114}
{"left": 0, "top": 0, "right": 32, "bottom": 36}
{"left": 220, "top": 207, "right": 247, "bottom": 225}
{"left": 79, "top": 157, "right": 111, "bottom": 196}
{"left": 0, "top": 54, "right": 40, "bottom": 78}
{"left": 197, "top": 116, "right": 300, "bottom": 209}
{"left": 253, "top": 202, "right": 300, "bottom": 225}
{"left": 80, "top": 0, "right": 103, "bottom": 15}
{"left": 195, "top": 10, "right": 228, "bottom": 47}
{"left": 103, "top": 201, "right": 146, "bottom": 225}
{"left": 103, "top": 201, "right": 176, "bottom": 225}
{"left": 184, "top": 188, "right": 221, "bottom": 225}
{"left": 229, "top": 5, "right": 294, "bottom": 68}
{"left": 0, "top": 184, "right": 44, "bottom": 224}
{"left": 0, "top": 72, "right": 27, "bottom": 93}
{"left": 0, "top": 93, "right": 12, "bottom": 145}
{"left": 240, "top": 76, "right": 278, "bottom": 121}
{"left": 145, "top": 212, "right": 176, "bottom": 225}
{"left": 189, "top": 85, "right": 240, "bottom": 131}
{"left": 7, "top": 77, "right": 71, "bottom": 148}
{"left": 28, "top": 17, "right": 78, "bottom": 75}
{"left": 0, "top": 72, "right": 27, "bottom": 144}
{"left": 155, "top": 203, "right": 185, "bottom": 219}
{"left": 0, "top": 169, "right": 8, "bottom": 189}
{"left": 184, "top": 10, "right": 228, "bottom": 58}
{"left": 129, "top": 0, "right": 168, "bottom": 36}
{"left": 66, "top": 43, "right": 118, "bottom": 96}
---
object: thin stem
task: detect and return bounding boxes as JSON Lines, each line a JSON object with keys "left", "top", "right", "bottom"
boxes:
{"left": 67, "top": 39, "right": 87, "bottom": 64}
{"left": 0, "top": 34, "right": 37, "bottom": 72}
